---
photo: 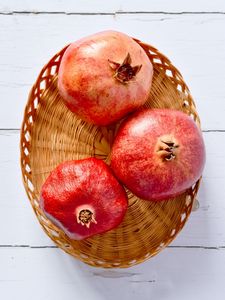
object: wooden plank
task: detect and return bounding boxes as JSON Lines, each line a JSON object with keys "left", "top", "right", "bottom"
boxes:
{"left": 0, "top": 130, "right": 51, "bottom": 245}
{"left": 0, "top": 130, "right": 224, "bottom": 247}
{"left": 0, "top": 246, "right": 225, "bottom": 300}
{"left": 0, "top": 14, "right": 225, "bottom": 129}
{"left": 1, "top": 0, "right": 225, "bottom": 13}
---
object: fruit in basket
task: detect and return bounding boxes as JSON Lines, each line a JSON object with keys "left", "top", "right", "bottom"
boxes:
{"left": 40, "top": 158, "right": 128, "bottom": 240}
{"left": 111, "top": 109, "right": 206, "bottom": 201}
{"left": 58, "top": 30, "right": 153, "bottom": 126}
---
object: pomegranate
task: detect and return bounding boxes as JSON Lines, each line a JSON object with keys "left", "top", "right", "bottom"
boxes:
{"left": 40, "top": 158, "right": 128, "bottom": 240}
{"left": 58, "top": 30, "right": 153, "bottom": 126}
{"left": 111, "top": 109, "right": 206, "bottom": 201}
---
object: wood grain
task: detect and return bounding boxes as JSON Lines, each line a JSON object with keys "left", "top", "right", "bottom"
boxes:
{"left": 0, "top": 247, "right": 225, "bottom": 300}
{"left": 0, "top": 0, "right": 225, "bottom": 13}
{"left": 0, "top": 14, "right": 225, "bottom": 129}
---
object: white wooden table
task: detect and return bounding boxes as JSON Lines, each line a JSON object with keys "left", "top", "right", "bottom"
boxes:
{"left": 1, "top": 1, "right": 225, "bottom": 299}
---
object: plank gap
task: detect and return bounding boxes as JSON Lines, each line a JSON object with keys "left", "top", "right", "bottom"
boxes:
{"left": 0, "top": 11, "right": 225, "bottom": 16}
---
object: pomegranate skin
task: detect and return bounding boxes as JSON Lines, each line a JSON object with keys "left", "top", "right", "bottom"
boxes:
{"left": 40, "top": 158, "right": 128, "bottom": 240}
{"left": 110, "top": 109, "right": 206, "bottom": 201}
{"left": 58, "top": 30, "right": 153, "bottom": 126}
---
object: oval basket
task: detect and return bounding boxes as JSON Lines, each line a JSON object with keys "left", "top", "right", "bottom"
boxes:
{"left": 20, "top": 38, "right": 201, "bottom": 268}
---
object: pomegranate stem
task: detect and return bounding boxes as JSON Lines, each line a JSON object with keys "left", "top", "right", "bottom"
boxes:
{"left": 157, "top": 138, "right": 179, "bottom": 161}
{"left": 108, "top": 53, "right": 142, "bottom": 84}
{"left": 77, "top": 208, "right": 97, "bottom": 228}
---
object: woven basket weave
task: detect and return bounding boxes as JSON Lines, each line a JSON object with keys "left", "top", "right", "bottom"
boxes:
{"left": 20, "top": 39, "right": 201, "bottom": 268}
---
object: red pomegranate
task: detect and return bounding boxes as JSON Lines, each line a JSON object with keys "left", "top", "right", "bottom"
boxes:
{"left": 40, "top": 158, "right": 128, "bottom": 240}
{"left": 110, "top": 109, "right": 206, "bottom": 201}
{"left": 58, "top": 30, "right": 153, "bottom": 126}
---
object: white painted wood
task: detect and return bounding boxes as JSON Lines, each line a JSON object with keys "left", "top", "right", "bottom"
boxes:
{"left": 0, "top": 14, "right": 225, "bottom": 129}
{"left": 0, "top": 130, "right": 51, "bottom": 245}
{"left": 0, "top": 0, "right": 225, "bottom": 13}
{"left": 0, "top": 131, "right": 224, "bottom": 247}
{"left": 0, "top": 247, "right": 225, "bottom": 300}
{"left": 1, "top": 5, "right": 224, "bottom": 297}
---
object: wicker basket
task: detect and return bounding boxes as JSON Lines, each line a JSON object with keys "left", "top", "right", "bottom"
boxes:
{"left": 20, "top": 39, "right": 201, "bottom": 268}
